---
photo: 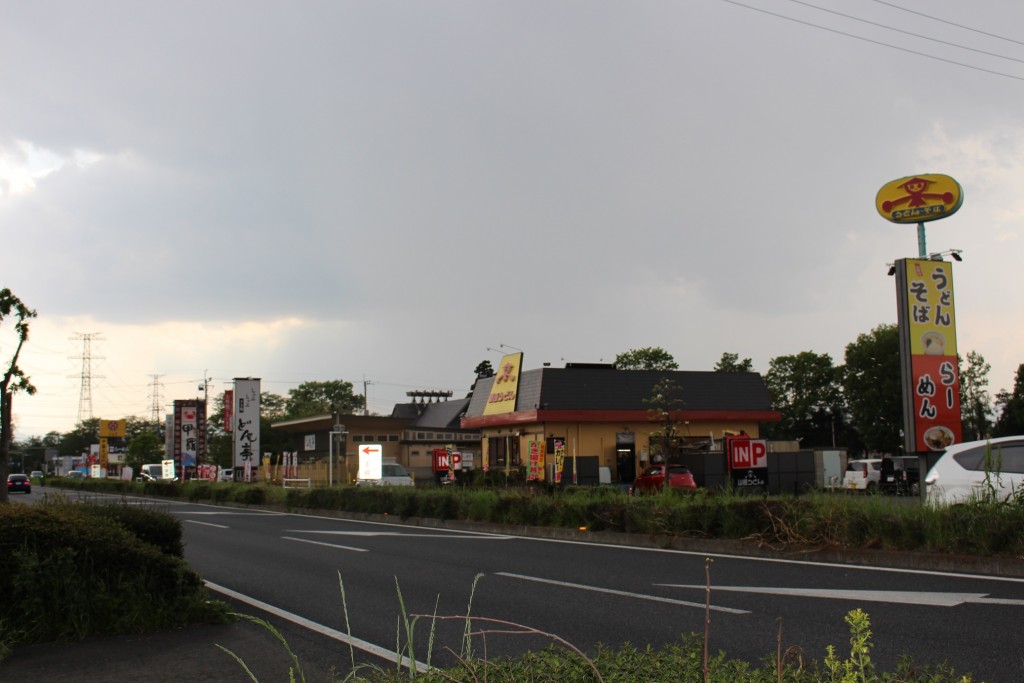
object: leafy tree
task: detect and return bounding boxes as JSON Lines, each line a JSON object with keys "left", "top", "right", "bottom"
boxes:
{"left": 763, "top": 351, "right": 844, "bottom": 447}
{"left": 474, "top": 360, "right": 494, "bottom": 378}
{"left": 10, "top": 435, "right": 51, "bottom": 473}
{"left": 125, "top": 430, "right": 163, "bottom": 475}
{"left": 615, "top": 347, "right": 678, "bottom": 371}
{"left": 644, "top": 378, "right": 687, "bottom": 489}
{"left": 714, "top": 352, "right": 753, "bottom": 373}
{"left": 124, "top": 415, "right": 159, "bottom": 441}
{"left": 209, "top": 391, "right": 287, "bottom": 432}
{"left": 959, "top": 351, "right": 993, "bottom": 441}
{"left": 261, "top": 392, "right": 288, "bottom": 421}
{"left": 1, "top": 288, "right": 36, "bottom": 503}
{"left": 59, "top": 418, "right": 100, "bottom": 458}
{"left": 993, "top": 363, "right": 1024, "bottom": 437}
{"left": 842, "top": 324, "right": 902, "bottom": 454}
{"left": 207, "top": 432, "right": 233, "bottom": 468}
{"left": 285, "top": 380, "right": 362, "bottom": 418}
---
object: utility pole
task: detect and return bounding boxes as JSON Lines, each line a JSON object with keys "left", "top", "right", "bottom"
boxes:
{"left": 198, "top": 370, "right": 212, "bottom": 421}
{"left": 363, "top": 376, "right": 374, "bottom": 416}
{"left": 70, "top": 332, "right": 103, "bottom": 424}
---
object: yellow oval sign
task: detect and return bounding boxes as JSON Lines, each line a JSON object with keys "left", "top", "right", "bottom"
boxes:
{"left": 875, "top": 174, "right": 963, "bottom": 224}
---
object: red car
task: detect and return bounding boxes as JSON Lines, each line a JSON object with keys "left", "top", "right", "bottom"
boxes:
{"left": 629, "top": 465, "right": 697, "bottom": 495}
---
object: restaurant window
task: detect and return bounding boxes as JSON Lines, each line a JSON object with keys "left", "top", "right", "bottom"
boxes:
{"left": 487, "top": 436, "right": 521, "bottom": 467}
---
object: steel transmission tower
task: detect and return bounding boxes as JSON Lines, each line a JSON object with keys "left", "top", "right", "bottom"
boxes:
{"left": 70, "top": 332, "right": 104, "bottom": 424}
{"left": 149, "top": 374, "right": 165, "bottom": 429}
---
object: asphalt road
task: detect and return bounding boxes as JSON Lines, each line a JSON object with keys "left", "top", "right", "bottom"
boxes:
{"left": 176, "top": 496, "right": 1024, "bottom": 681}
{"left": 9, "top": 488, "right": 1024, "bottom": 682}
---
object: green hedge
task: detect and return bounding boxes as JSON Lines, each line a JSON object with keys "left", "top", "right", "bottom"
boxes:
{"left": 0, "top": 501, "right": 229, "bottom": 650}
{"left": 46, "top": 476, "right": 1024, "bottom": 557}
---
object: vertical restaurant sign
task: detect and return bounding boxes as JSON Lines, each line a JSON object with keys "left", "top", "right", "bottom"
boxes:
{"left": 181, "top": 404, "right": 198, "bottom": 467}
{"left": 482, "top": 352, "right": 523, "bottom": 416}
{"left": 224, "top": 389, "right": 234, "bottom": 433}
{"left": 98, "top": 418, "right": 125, "bottom": 473}
{"left": 172, "top": 399, "right": 207, "bottom": 475}
{"left": 233, "top": 378, "right": 261, "bottom": 476}
{"left": 896, "top": 259, "right": 962, "bottom": 452}
{"left": 527, "top": 440, "right": 545, "bottom": 481}
{"left": 875, "top": 174, "right": 963, "bottom": 224}
{"left": 554, "top": 438, "right": 566, "bottom": 484}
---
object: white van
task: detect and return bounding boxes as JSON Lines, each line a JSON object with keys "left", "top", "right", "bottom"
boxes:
{"left": 356, "top": 462, "right": 414, "bottom": 487}
{"left": 925, "top": 436, "right": 1024, "bottom": 505}
{"left": 138, "top": 463, "right": 177, "bottom": 483}
{"left": 843, "top": 458, "right": 882, "bottom": 492}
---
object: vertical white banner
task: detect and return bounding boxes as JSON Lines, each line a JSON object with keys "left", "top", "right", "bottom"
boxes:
{"left": 233, "top": 378, "right": 261, "bottom": 480}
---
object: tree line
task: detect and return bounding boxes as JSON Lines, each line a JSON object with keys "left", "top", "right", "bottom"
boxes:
{"left": 5, "top": 276, "right": 1024, "bottom": 489}
{"left": 615, "top": 327, "right": 1024, "bottom": 454}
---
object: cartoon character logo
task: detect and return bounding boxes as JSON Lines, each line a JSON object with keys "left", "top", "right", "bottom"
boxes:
{"left": 881, "top": 177, "right": 954, "bottom": 212}
{"left": 876, "top": 173, "right": 963, "bottom": 224}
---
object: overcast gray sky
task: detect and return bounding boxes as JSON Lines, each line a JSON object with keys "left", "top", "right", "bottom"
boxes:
{"left": 3, "top": 0, "right": 1022, "bottom": 438}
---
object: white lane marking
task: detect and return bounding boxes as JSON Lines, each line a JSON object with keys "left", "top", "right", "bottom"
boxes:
{"left": 180, "top": 511, "right": 276, "bottom": 516}
{"left": 112, "top": 492, "right": 1023, "bottom": 586}
{"left": 186, "top": 520, "right": 230, "bottom": 529}
{"left": 286, "top": 530, "right": 512, "bottom": 539}
{"left": 283, "top": 536, "right": 369, "bottom": 553}
{"left": 497, "top": 572, "right": 749, "bottom": 614}
{"left": 660, "top": 585, "right": 1024, "bottom": 607}
{"left": 204, "top": 581, "right": 429, "bottom": 672}
{"left": 506, "top": 536, "right": 1024, "bottom": 585}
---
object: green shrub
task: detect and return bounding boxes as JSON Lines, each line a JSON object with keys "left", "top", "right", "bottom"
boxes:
{"left": 0, "top": 505, "right": 230, "bottom": 650}
{"left": 42, "top": 499, "right": 186, "bottom": 558}
{"left": 44, "top": 474, "right": 1024, "bottom": 558}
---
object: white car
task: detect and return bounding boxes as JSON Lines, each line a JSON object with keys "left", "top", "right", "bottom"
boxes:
{"left": 843, "top": 458, "right": 882, "bottom": 492}
{"left": 356, "top": 463, "right": 415, "bottom": 487}
{"left": 925, "top": 436, "right": 1024, "bottom": 505}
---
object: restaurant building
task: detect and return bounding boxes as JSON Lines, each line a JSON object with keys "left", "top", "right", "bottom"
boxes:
{"left": 461, "top": 354, "right": 780, "bottom": 485}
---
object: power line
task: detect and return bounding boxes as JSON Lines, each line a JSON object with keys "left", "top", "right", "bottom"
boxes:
{"left": 717, "top": 0, "right": 1024, "bottom": 83}
{"left": 867, "top": 0, "right": 1024, "bottom": 48}
{"left": 784, "top": 0, "right": 1024, "bottom": 65}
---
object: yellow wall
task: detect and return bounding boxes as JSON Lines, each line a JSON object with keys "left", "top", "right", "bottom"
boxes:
{"left": 481, "top": 420, "right": 762, "bottom": 474}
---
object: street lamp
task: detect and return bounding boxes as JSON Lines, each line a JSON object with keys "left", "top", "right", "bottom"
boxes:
{"left": 928, "top": 248, "right": 963, "bottom": 261}
{"left": 328, "top": 426, "right": 345, "bottom": 487}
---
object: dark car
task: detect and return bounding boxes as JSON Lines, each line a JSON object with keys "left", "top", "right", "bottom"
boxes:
{"left": 882, "top": 455, "right": 921, "bottom": 495}
{"left": 629, "top": 465, "right": 698, "bottom": 495}
{"left": 7, "top": 473, "right": 31, "bottom": 494}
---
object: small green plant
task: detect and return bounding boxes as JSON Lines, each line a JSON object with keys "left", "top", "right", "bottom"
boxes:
{"left": 822, "top": 608, "right": 874, "bottom": 683}
{"left": 981, "top": 442, "right": 1006, "bottom": 504}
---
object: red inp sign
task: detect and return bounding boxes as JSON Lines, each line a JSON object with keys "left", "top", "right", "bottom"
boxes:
{"left": 728, "top": 439, "right": 767, "bottom": 470}
{"left": 433, "top": 449, "right": 464, "bottom": 472}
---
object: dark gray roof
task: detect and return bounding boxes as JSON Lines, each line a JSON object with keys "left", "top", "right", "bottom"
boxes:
{"left": 465, "top": 368, "right": 774, "bottom": 416}
{"left": 392, "top": 397, "right": 471, "bottom": 430}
